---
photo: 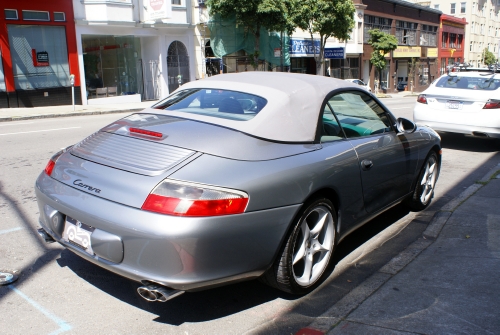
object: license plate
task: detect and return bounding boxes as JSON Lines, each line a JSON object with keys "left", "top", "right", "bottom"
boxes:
{"left": 446, "top": 100, "right": 463, "bottom": 109}
{"left": 62, "top": 216, "right": 95, "bottom": 255}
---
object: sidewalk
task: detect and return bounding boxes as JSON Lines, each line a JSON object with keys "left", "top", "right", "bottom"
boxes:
{"left": 297, "top": 166, "right": 500, "bottom": 335}
{"left": 0, "top": 100, "right": 157, "bottom": 122}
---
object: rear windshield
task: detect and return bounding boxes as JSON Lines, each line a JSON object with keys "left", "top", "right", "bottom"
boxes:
{"left": 151, "top": 89, "right": 268, "bottom": 121}
{"left": 435, "top": 74, "right": 500, "bottom": 90}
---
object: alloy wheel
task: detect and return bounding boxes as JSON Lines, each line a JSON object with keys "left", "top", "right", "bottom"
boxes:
{"left": 292, "top": 205, "right": 335, "bottom": 287}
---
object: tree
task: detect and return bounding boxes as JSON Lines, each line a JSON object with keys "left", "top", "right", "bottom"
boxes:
{"left": 368, "top": 29, "right": 398, "bottom": 90}
{"left": 482, "top": 48, "right": 497, "bottom": 66}
{"left": 292, "top": 0, "right": 356, "bottom": 75}
{"left": 205, "top": 0, "right": 295, "bottom": 69}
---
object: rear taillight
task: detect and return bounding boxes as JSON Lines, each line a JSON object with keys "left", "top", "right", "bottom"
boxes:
{"left": 43, "top": 146, "right": 72, "bottom": 176}
{"left": 417, "top": 94, "right": 427, "bottom": 104}
{"left": 142, "top": 180, "right": 249, "bottom": 217}
{"left": 44, "top": 160, "right": 56, "bottom": 176}
{"left": 483, "top": 99, "right": 500, "bottom": 109}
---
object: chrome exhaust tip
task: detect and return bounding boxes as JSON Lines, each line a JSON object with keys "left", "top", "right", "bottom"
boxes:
{"left": 37, "top": 228, "right": 56, "bottom": 243}
{"left": 137, "top": 284, "right": 184, "bottom": 302}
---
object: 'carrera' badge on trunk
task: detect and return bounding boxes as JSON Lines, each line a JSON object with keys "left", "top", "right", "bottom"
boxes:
{"left": 73, "top": 179, "right": 101, "bottom": 194}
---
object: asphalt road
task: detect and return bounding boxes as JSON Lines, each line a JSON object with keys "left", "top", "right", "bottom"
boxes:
{"left": 0, "top": 102, "right": 499, "bottom": 335}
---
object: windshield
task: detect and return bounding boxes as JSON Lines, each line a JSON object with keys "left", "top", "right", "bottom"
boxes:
{"left": 151, "top": 89, "right": 268, "bottom": 121}
{"left": 435, "top": 74, "right": 500, "bottom": 90}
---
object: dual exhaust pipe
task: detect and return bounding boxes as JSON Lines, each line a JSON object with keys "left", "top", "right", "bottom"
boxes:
{"left": 38, "top": 228, "right": 184, "bottom": 303}
{"left": 137, "top": 284, "right": 184, "bottom": 302}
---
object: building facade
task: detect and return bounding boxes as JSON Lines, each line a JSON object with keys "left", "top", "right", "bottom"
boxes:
{"left": 412, "top": 0, "right": 500, "bottom": 66}
{"left": 0, "top": 0, "right": 80, "bottom": 107}
{"left": 439, "top": 14, "right": 467, "bottom": 74}
{"left": 74, "top": 0, "right": 196, "bottom": 105}
{"left": 362, "top": 0, "right": 441, "bottom": 93}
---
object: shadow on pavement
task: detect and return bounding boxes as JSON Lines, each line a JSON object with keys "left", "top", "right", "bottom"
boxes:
{"left": 439, "top": 132, "right": 499, "bottom": 153}
{"left": 55, "top": 203, "right": 414, "bottom": 327}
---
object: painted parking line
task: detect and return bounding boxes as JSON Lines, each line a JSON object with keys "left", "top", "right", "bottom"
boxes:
{"left": 0, "top": 122, "right": 35, "bottom": 127}
{"left": 0, "top": 227, "right": 23, "bottom": 235}
{"left": 0, "top": 127, "right": 80, "bottom": 136}
{"left": 8, "top": 285, "right": 72, "bottom": 335}
{"left": 390, "top": 107, "right": 412, "bottom": 109}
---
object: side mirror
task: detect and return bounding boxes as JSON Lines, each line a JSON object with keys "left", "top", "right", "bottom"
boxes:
{"left": 396, "top": 117, "right": 416, "bottom": 135}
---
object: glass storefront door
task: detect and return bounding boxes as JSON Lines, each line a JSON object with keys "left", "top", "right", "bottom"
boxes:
{"left": 167, "top": 41, "right": 190, "bottom": 93}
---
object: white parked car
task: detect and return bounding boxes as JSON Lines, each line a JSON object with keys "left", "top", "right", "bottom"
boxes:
{"left": 413, "top": 70, "right": 500, "bottom": 139}
{"left": 344, "top": 79, "right": 372, "bottom": 92}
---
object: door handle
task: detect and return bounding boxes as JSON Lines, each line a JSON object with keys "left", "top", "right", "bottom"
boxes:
{"left": 361, "top": 159, "right": 373, "bottom": 170}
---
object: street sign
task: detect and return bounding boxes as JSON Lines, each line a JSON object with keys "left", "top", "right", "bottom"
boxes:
{"left": 324, "top": 47, "right": 345, "bottom": 59}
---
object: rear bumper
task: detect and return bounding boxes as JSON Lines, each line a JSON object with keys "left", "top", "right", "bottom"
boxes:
{"left": 36, "top": 173, "right": 300, "bottom": 291}
{"left": 414, "top": 104, "right": 500, "bottom": 138}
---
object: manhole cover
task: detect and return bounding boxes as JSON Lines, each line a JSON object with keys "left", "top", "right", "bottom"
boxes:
{"left": 0, "top": 270, "right": 19, "bottom": 285}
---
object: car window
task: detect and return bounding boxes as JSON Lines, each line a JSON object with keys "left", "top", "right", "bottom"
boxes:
{"left": 151, "top": 88, "right": 268, "bottom": 121}
{"left": 435, "top": 74, "right": 500, "bottom": 90}
{"left": 327, "top": 92, "right": 392, "bottom": 138}
{"left": 320, "top": 104, "right": 344, "bottom": 142}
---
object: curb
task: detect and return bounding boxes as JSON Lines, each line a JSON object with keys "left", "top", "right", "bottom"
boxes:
{"left": 295, "top": 165, "right": 500, "bottom": 335}
{"left": 0, "top": 108, "right": 144, "bottom": 123}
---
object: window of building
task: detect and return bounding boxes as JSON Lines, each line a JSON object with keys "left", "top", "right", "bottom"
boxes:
{"left": 434, "top": 4, "right": 439, "bottom": 9}
{"left": 396, "top": 20, "right": 418, "bottom": 45}
{"left": 472, "top": 2, "right": 476, "bottom": 13}
{"left": 53, "top": 12, "right": 65, "bottom": 21}
{"left": 442, "top": 32, "right": 448, "bottom": 48}
{"left": 4, "top": 9, "right": 18, "bottom": 20}
{"left": 0, "top": 49, "right": 6, "bottom": 91}
{"left": 172, "top": 0, "right": 181, "bottom": 5}
{"left": 457, "top": 35, "right": 463, "bottom": 49}
{"left": 470, "top": 42, "right": 473, "bottom": 51}
{"left": 460, "top": 2, "right": 466, "bottom": 13}
{"left": 449, "top": 33, "right": 456, "bottom": 48}
{"left": 7, "top": 25, "right": 70, "bottom": 89}
{"left": 357, "top": 22, "right": 362, "bottom": 44}
{"left": 22, "top": 10, "right": 50, "bottom": 21}
{"left": 82, "top": 35, "right": 142, "bottom": 98}
{"left": 363, "top": 15, "right": 392, "bottom": 43}
{"left": 421, "top": 25, "right": 437, "bottom": 46}
{"left": 450, "top": 3, "right": 456, "bottom": 14}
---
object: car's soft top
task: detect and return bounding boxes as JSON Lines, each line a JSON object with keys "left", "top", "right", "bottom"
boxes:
{"left": 147, "top": 72, "right": 358, "bottom": 143}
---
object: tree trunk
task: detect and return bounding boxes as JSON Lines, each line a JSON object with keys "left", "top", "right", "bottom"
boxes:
{"left": 252, "top": 27, "right": 261, "bottom": 71}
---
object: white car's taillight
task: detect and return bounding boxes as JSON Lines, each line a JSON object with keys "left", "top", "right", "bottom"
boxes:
{"left": 44, "top": 146, "right": 72, "bottom": 176}
{"left": 417, "top": 94, "right": 427, "bottom": 104}
{"left": 142, "top": 180, "right": 249, "bottom": 217}
{"left": 483, "top": 99, "right": 500, "bottom": 109}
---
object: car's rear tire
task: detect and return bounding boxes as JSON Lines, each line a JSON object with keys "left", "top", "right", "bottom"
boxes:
{"left": 261, "top": 198, "right": 337, "bottom": 294}
{"left": 405, "top": 151, "right": 439, "bottom": 211}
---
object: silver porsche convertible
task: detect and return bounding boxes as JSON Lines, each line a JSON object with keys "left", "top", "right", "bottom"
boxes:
{"left": 35, "top": 72, "right": 441, "bottom": 302}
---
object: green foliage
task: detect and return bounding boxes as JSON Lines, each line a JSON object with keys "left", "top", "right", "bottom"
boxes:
{"left": 292, "top": 0, "right": 356, "bottom": 74}
{"left": 206, "top": 0, "right": 295, "bottom": 69}
{"left": 367, "top": 29, "right": 398, "bottom": 72}
{"left": 483, "top": 48, "right": 497, "bottom": 66}
{"left": 368, "top": 29, "right": 398, "bottom": 81}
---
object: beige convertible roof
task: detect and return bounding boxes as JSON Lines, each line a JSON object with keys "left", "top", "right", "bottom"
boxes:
{"left": 146, "top": 72, "right": 359, "bottom": 142}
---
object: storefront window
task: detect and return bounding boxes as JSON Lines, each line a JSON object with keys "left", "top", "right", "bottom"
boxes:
{"left": 7, "top": 25, "right": 70, "bottom": 89}
{"left": 82, "top": 35, "right": 141, "bottom": 98}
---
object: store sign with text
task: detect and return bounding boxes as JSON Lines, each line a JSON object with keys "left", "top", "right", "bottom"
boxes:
{"left": 144, "top": 0, "right": 172, "bottom": 21}
{"left": 324, "top": 47, "right": 345, "bottom": 59}
{"left": 32, "top": 49, "right": 49, "bottom": 67}
{"left": 289, "top": 39, "right": 320, "bottom": 57}
{"left": 393, "top": 46, "right": 421, "bottom": 58}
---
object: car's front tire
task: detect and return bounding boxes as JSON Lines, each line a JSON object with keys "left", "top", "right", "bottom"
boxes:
{"left": 261, "top": 198, "right": 337, "bottom": 294}
{"left": 405, "top": 151, "right": 439, "bottom": 211}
